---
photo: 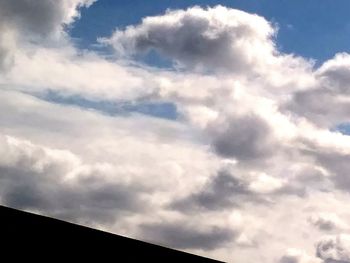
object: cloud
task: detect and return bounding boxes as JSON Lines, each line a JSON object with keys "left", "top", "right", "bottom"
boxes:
{"left": 209, "top": 113, "right": 277, "bottom": 162}
{"left": 2, "top": 47, "right": 156, "bottom": 101}
{"left": 0, "top": 133, "right": 147, "bottom": 225}
{"left": 279, "top": 249, "right": 322, "bottom": 263}
{"left": 308, "top": 213, "right": 348, "bottom": 232}
{"left": 171, "top": 170, "right": 253, "bottom": 211}
{"left": 284, "top": 87, "right": 350, "bottom": 128}
{"left": 0, "top": 0, "right": 95, "bottom": 38}
{"left": 0, "top": 89, "right": 224, "bottom": 230}
{"left": 284, "top": 53, "right": 350, "bottom": 128}
{"left": 3, "top": 2, "right": 350, "bottom": 263}
{"left": 316, "top": 234, "right": 350, "bottom": 263}
{"left": 169, "top": 168, "right": 287, "bottom": 212}
{"left": 101, "top": 5, "right": 278, "bottom": 73}
{"left": 0, "top": 0, "right": 95, "bottom": 71}
{"left": 317, "top": 53, "right": 350, "bottom": 95}
{"left": 139, "top": 220, "right": 237, "bottom": 250}
{"left": 300, "top": 145, "right": 350, "bottom": 192}
{"left": 0, "top": 28, "right": 16, "bottom": 70}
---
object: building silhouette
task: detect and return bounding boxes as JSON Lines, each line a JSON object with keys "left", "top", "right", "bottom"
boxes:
{"left": 1, "top": 205, "right": 225, "bottom": 262}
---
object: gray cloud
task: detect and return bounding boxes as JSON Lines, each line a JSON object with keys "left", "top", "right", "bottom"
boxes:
{"left": 284, "top": 53, "right": 350, "bottom": 128}
{"left": 140, "top": 221, "right": 235, "bottom": 250}
{"left": 209, "top": 114, "right": 276, "bottom": 162}
{"left": 303, "top": 149, "right": 350, "bottom": 192}
{"left": 0, "top": 0, "right": 95, "bottom": 71}
{"left": 168, "top": 168, "right": 292, "bottom": 214}
{"left": 0, "top": 0, "right": 95, "bottom": 38}
{"left": 0, "top": 168, "right": 145, "bottom": 225}
{"left": 0, "top": 30, "right": 14, "bottom": 70}
{"left": 102, "top": 5, "right": 276, "bottom": 72}
{"left": 170, "top": 165, "right": 312, "bottom": 216}
{"left": 308, "top": 213, "right": 348, "bottom": 232}
{"left": 279, "top": 249, "right": 322, "bottom": 263}
{"left": 171, "top": 170, "right": 251, "bottom": 211}
{"left": 284, "top": 88, "right": 350, "bottom": 128}
{"left": 0, "top": 134, "right": 146, "bottom": 226}
{"left": 316, "top": 235, "right": 350, "bottom": 263}
{"left": 280, "top": 256, "right": 302, "bottom": 263}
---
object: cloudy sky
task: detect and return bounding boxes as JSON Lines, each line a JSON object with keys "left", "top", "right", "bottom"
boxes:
{"left": 3, "top": 0, "right": 350, "bottom": 262}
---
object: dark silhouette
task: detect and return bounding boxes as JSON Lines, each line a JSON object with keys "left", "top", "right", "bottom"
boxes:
{"left": 1, "top": 205, "right": 225, "bottom": 262}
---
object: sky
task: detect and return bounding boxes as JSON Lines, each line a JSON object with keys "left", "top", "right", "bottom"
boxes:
{"left": 71, "top": 0, "right": 350, "bottom": 64}
{"left": 2, "top": 1, "right": 350, "bottom": 262}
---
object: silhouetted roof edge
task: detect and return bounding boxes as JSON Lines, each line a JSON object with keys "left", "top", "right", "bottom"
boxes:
{"left": 0, "top": 205, "right": 225, "bottom": 262}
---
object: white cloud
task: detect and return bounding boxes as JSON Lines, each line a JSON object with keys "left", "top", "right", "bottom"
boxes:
{"left": 248, "top": 173, "right": 285, "bottom": 194}
{"left": 2, "top": 47, "right": 155, "bottom": 101}
{"left": 317, "top": 53, "right": 350, "bottom": 95}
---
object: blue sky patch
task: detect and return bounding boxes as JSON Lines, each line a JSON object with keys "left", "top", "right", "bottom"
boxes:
{"left": 40, "top": 91, "right": 178, "bottom": 120}
{"left": 334, "top": 123, "right": 350, "bottom": 136}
